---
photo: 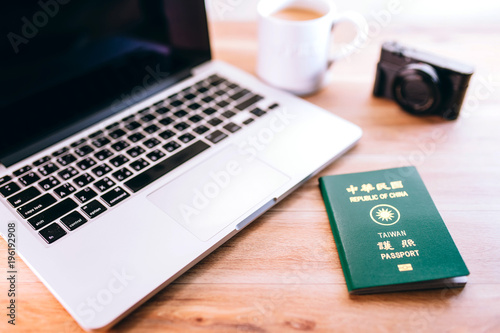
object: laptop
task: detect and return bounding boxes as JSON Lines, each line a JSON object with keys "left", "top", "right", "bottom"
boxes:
{"left": 0, "top": 0, "right": 361, "bottom": 330}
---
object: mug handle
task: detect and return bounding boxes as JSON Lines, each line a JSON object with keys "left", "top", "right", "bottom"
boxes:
{"left": 328, "top": 10, "right": 368, "bottom": 66}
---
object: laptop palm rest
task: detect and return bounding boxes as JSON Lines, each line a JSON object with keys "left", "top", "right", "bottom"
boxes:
{"left": 147, "top": 145, "right": 290, "bottom": 241}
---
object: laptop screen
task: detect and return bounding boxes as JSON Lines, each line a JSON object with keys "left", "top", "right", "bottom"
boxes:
{"left": 0, "top": 0, "right": 211, "bottom": 167}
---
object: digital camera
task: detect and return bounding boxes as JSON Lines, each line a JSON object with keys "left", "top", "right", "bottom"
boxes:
{"left": 373, "top": 42, "right": 474, "bottom": 120}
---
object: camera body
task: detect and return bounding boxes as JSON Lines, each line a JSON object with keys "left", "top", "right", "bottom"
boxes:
{"left": 373, "top": 42, "right": 474, "bottom": 120}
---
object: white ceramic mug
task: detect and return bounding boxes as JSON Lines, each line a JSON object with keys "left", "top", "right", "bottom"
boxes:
{"left": 257, "top": 0, "right": 366, "bottom": 95}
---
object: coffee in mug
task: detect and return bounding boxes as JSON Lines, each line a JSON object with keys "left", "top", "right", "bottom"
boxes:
{"left": 257, "top": 0, "right": 366, "bottom": 95}
{"left": 270, "top": 7, "right": 324, "bottom": 21}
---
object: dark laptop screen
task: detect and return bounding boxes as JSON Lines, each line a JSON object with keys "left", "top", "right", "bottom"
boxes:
{"left": 0, "top": 0, "right": 211, "bottom": 167}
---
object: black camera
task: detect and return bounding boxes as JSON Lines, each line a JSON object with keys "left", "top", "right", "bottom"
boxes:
{"left": 373, "top": 42, "right": 474, "bottom": 120}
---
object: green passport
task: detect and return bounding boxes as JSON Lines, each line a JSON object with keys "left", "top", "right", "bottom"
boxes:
{"left": 319, "top": 166, "right": 469, "bottom": 294}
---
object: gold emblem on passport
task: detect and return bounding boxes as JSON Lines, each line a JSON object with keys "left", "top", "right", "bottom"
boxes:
{"left": 398, "top": 264, "right": 413, "bottom": 272}
{"left": 370, "top": 204, "right": 400, "bottom": 226}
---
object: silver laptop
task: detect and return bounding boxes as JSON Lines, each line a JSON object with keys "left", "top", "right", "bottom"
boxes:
{"left": 0, "top": 0, "right": 361, "bottom": 330}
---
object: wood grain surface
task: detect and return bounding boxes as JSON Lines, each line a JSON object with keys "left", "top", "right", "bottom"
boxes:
{"left": 0, "top": 20, "right": 499, "bottom": 332}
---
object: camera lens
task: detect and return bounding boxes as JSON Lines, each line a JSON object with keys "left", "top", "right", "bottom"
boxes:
{"left": 393, "top": 63, "right": 441, "bottom": 114}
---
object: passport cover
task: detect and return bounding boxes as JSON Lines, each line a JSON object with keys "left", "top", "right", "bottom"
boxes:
{"left": 319, "top": 166, "right": 469, "bottom": 294}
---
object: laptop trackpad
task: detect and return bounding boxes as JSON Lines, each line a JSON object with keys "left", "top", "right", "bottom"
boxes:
{"left": 147, "top": 145, "right": 290, "bottom": 241}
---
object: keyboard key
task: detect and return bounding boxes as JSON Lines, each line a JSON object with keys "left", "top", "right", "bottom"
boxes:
{"left": 60, "top": 211, "right": 87, "bottom": 231}
{"left": 33, "top": 156, "right": 50, "bottom": 166}
{"left": 94, "top": 149, "right": 114, "bottom": 161}
{"left": 222, "top": 110, "right": 236, "bottom": 119}
{"left": 125, "top": 141, "right": 210, "bottom": 192}
{"left": 214, "top": 89, "right": 226, "bottom": 96}
{"left": 251, "top": 108, "right": 266, "bottom": 117}
{"left": 122, "top": 115, "right": 135, "bottom": 122}
{"left": 130, "top": 158, "right": 150, "bottom": 171}
{"left": 235, "top": 94, "right": 263, "bottom": 111}
{"left": 17, "top": 193, "right": 56, "bottom": 219}
{"left": 217, "top": 100, "right": 229, "bottom": 108}
{"left": 39, "top": 162, "right": 59, "bottom": 176}
{"left": 94, "top": 177, "right": 116, "bottom": 192}
{"left": 138, "top": 107, "right": 150, "bottom": 114}
{"left": 206, "top": 130, "right": 228, "bottom": 144}
{"left": 74, "top": 145, "right": 94, "bottom": 157}
{"left": 144, "top": 124, "right": 160, "bottom": 134}
{"left": 70, "top": 138, "right": 87, "bottom": 148}
{"left": 88, "top": 130, "right": 103, "bottom": 138}
{"left": 188, "top": 102, "right": 201, "bottom": 110}
{"left": 109, "top": 129, "right": 127, "bottom": 139}
{"left": 127, "top": 146, "right": 145, "bottom": 158}
{"left": 112, "top": 168, "right": 133, "bottom": 181}
{"left": 170, "top": 99, "right": 183, "bottom": 107}
{"left": 156, "top": 107, "right": 169, "bottom": 115}
{"left": 210, "top": 75, "right": 223, "bottom": 84}
{"left": 223, "top": 122, "right": 242, "bottom": 133}
{"left": 174, "top": 122, "right": 190, "bottom": 131}
{"left": 179, "top": 134, "right": 195, "bottom": 143}
{"left": 39, "top": 176, "right": 60, "bottom": 191}
{"left": 52, "top": 147, "right": 71, "bottom": 157}
{"left": 201, "top": 96, "right": 214, "bottom": 103}
{"left": 198, "top": 87, "right": 209, "bottom": 94}
{"left": 0, "top": 176, "right": 12, "bottom": 187}
{"left": 27, "top": 198, "right": 78, "bottom": 230}
{"left": 184, "top": 93, "right": 196, "bottom": 100}
{"left": 110, "top": 155, "right": 129, "bottom": 167}
{"left": 174, "top": 110, "right": 188, "bottom": 118}
{"left": 203, "top": 107, "right": 217, "bottom": 115}
{"left": 159, "top": 130, "right": 175, "bottom": 140}
{"left": 8, "top": 186, "right": 41, "bottom": 208}
{"left": 74, "top": 187, "right": 98, "bottom": 204}
{"left": 82, "top": 200, "right": 107, "bottom": 219}
{"left": 128, "top": 132, "right": 145, "bottom": 143}
{"left": 111, "top": 140, "right": 130, "bottom": 152}
{"left": 91, "top": 164, "right": 112, "bottom": 177}
{"left": 74, "top": 173, "right": 95, "bottom": 187}
{"left": 189, "top": 115, "right": 203, "bottom": 123}
{"left": 269, "top": 103, "right": 280, "bottom": 109}
{"left": 52, "top": 147, "right": 69, "bottom": 157}
{"left": 58, "top": 167, "right": 79, "bottom": 180}
{"left": 163, "top": 141, "right": 180, "bottom": 153}
{"left": 159, "top": 116, "right": 174, "bottom": 126}
{"left": 105, "top": 122, "right": 119, "bottom": 130}
{"left": 144, "top": 138, "right": 161, "bottom": 149}
{"left": 19, "top": 172, "right": 41, "bottom": 186}
{"left": 230, "top": 89, "right": 250, "bottom": 101}
{"left": 92, "top": 136, "right": 111, "bottom": 148}
{"left": 243, "top": 118, "right": 255, "bottom": 125}
{"left": 76, "top": 157, "right": 96, "bottom": 170}
{"left": 208, "top": 76, "right": 225, "bottom": 86}
{"left": 0, "top": 182, "right": 21, "bottom": 197}
{"left": 125, "top": 121, "right": 141, "bottom": 131}
{"left": 13, "top": 165, "right": 32, "bottom": 177}
{"left": 193, "top": 125, "right": 209, "bottom": 134}
{"left": 140, "top": 114, "right": 156, "bottom": 123}
{"left": 101, "top": 187, "right": 130, "bottom": 207}
{"left": 146, "top": 149, "right": 166, "bottom": 161}
{"left": 54, "top": 183, "right": 76, "bottom": 198}
{"left": 208, "top": 118, "right": 223, "bottom": 126}
{"left": 39, "top": 223, "right": 67, "bottom": 244}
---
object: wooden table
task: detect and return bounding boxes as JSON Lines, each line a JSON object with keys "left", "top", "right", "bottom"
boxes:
{"left": 1, "top": 21, "right": 499, "bottom": 332}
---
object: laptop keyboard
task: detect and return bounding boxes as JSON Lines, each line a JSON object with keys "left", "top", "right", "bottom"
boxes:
{"left": 0, "top": 74, "right": 280, "bottom": 245}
